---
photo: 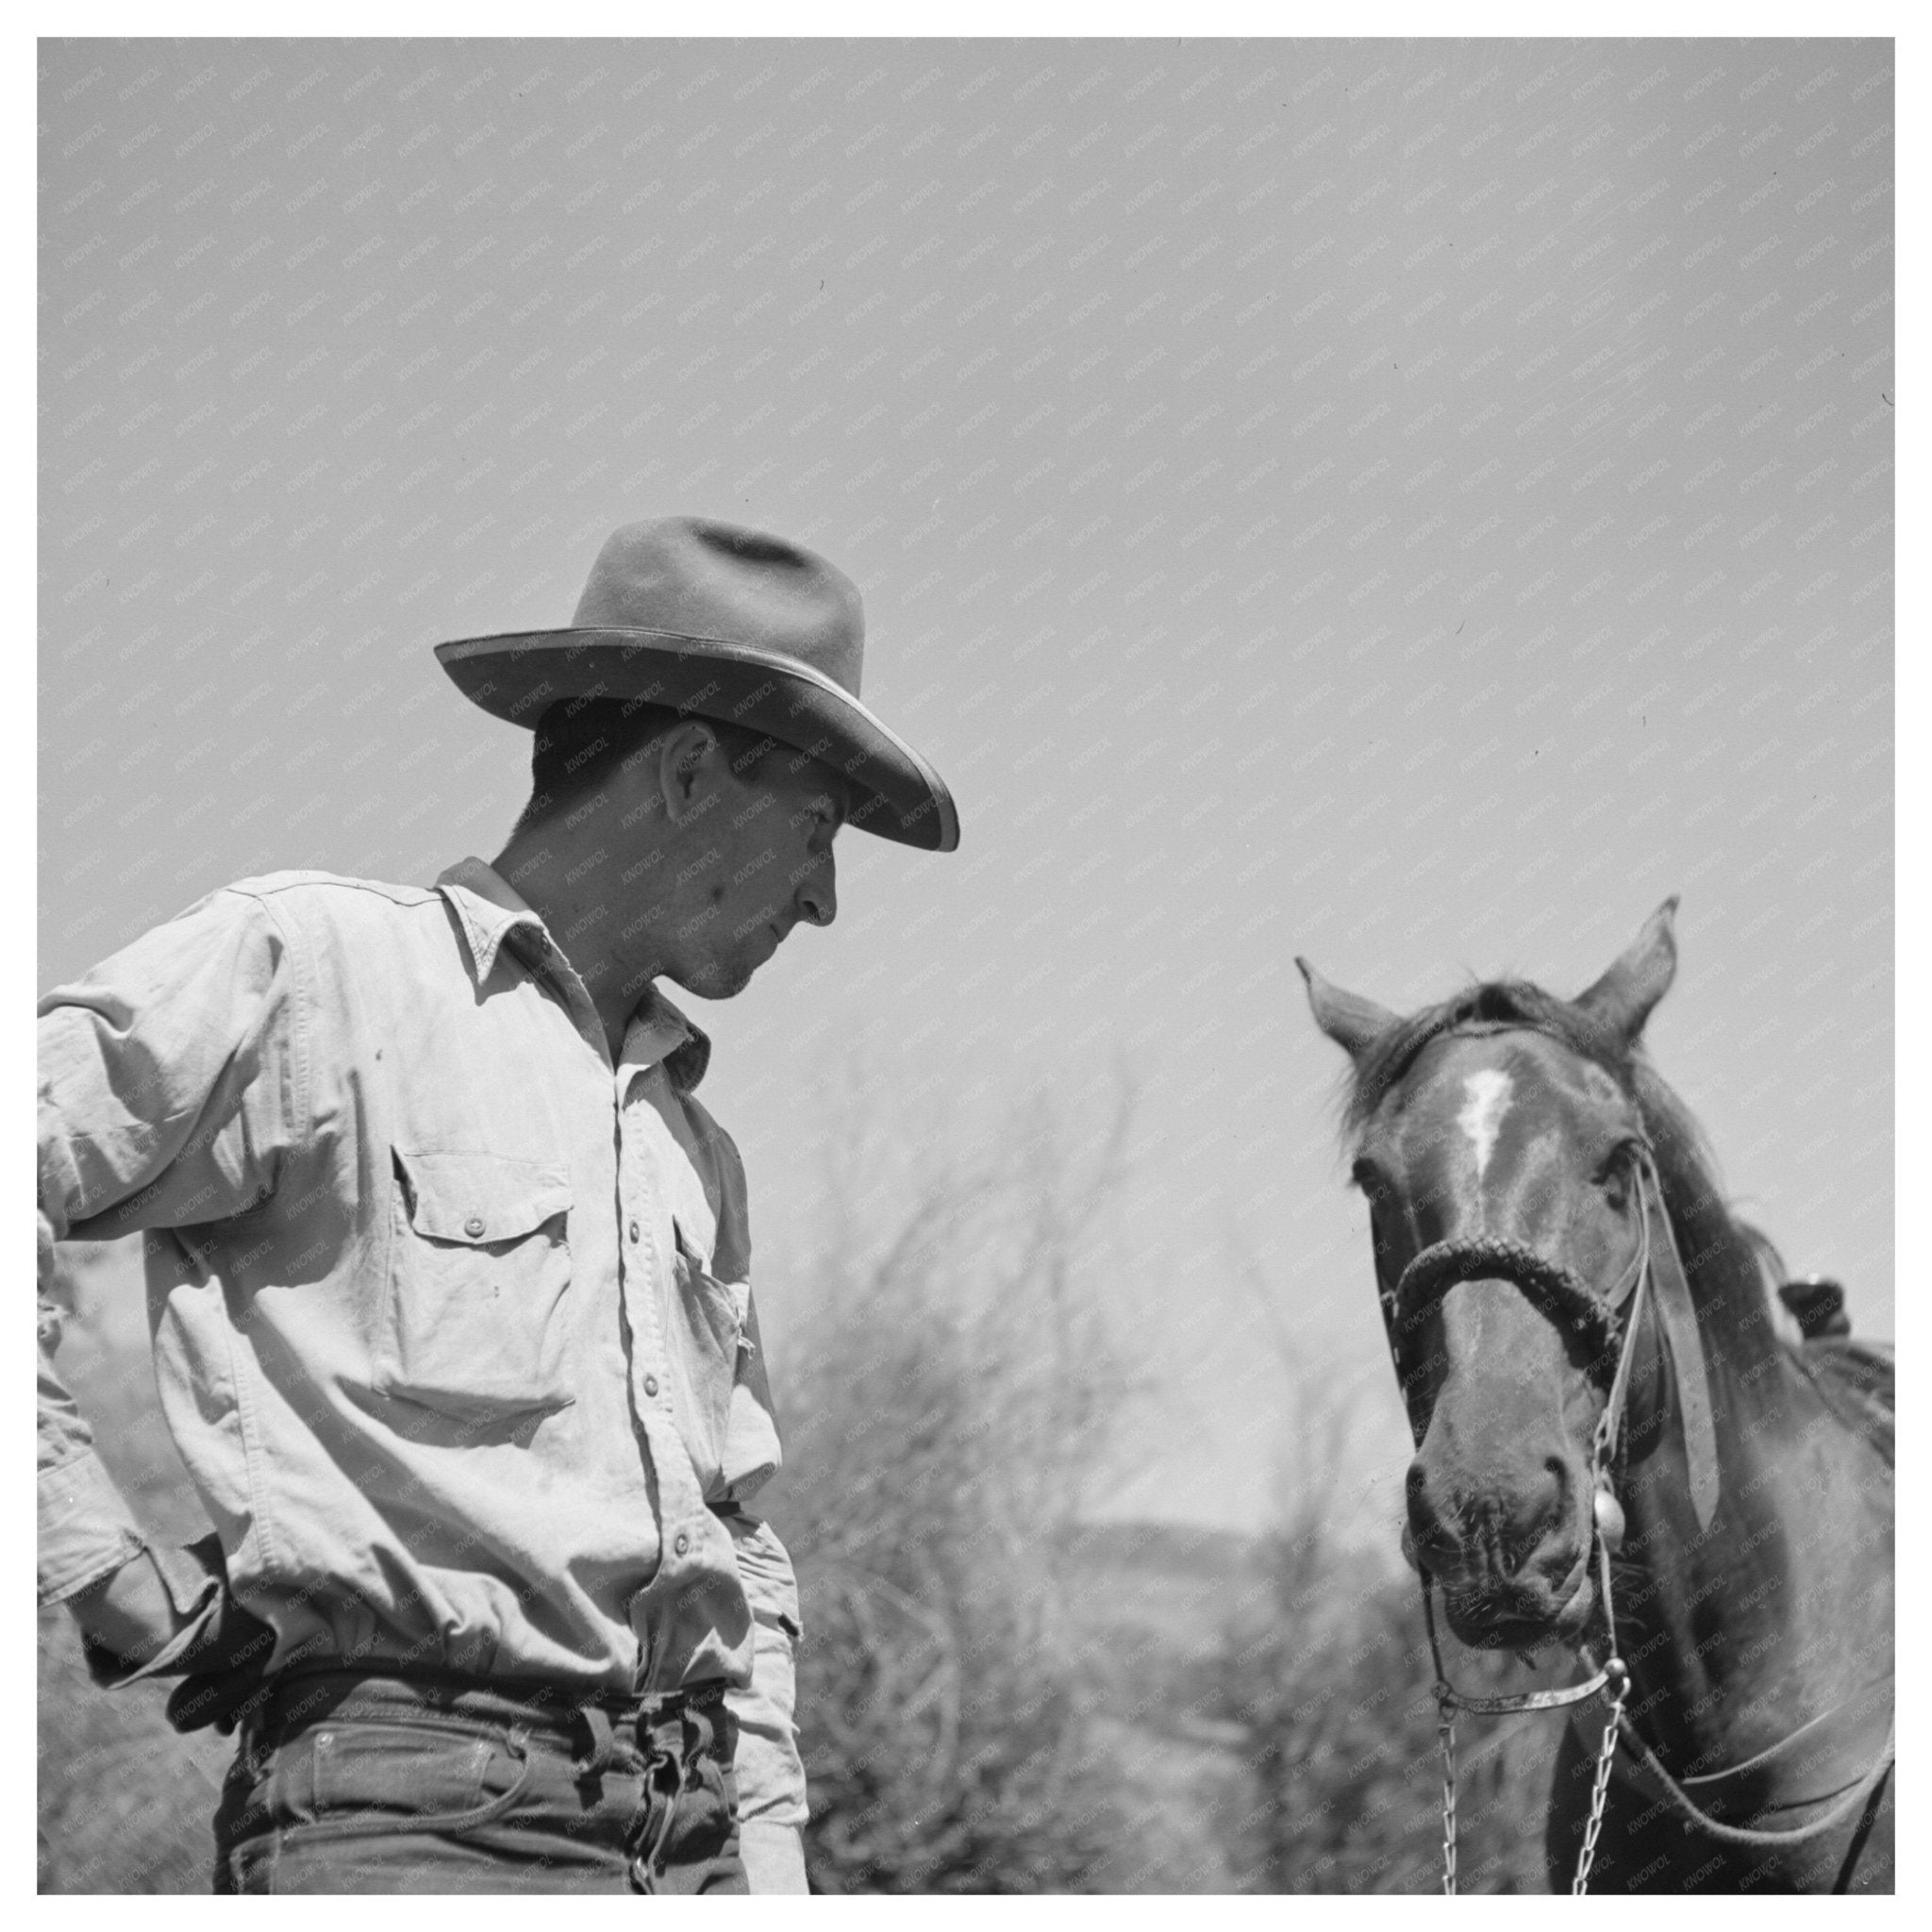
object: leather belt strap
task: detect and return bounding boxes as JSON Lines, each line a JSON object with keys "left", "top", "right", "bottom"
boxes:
{"left": 242, "top": 1664, "right": 724, "bottom": 1750}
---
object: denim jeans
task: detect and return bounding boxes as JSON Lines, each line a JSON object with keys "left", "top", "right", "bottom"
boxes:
{"left": 212, "top": 1669, "right": 747, "bottom": 1894}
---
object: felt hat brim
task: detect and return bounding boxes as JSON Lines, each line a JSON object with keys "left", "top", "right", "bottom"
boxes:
{"left": 435, "top": 628, "right": 959, "bottom": 853}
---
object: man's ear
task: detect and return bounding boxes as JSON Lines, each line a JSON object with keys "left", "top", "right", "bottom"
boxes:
{"left": 658, "top": 720, "right": 722, "bottom": 823}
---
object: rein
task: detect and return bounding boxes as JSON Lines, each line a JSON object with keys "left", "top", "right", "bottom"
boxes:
{"left": 1605, "top": 1704, "right": 1896, "bottom": 1863}
{"left": 1398, "top": 1149, "right": 1894, "bottom": 1893}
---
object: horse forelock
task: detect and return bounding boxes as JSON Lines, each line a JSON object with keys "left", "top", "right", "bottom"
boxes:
{"left": 1340, "top": 979, "right": 1631, "bottom": 1136}
{"left": 1342, "top": 977, "right": 1780, "bottom": 1331}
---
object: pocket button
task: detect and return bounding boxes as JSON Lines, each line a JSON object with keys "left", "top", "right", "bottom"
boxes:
{"left": 464, "top": 1215, "right": 486, "bottom": 1237}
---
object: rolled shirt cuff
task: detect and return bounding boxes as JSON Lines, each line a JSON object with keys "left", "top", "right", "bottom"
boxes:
{"left": 37, "top": 1448, "right": 145, "bottom": 1607}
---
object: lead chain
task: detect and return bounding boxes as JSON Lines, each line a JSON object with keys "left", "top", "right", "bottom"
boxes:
{"left": 1434, "top": 1655, "right": 1629, "bottom": 1896}
{"left": 1572, "top": 1661, "right": 1629, "bottom": 1895}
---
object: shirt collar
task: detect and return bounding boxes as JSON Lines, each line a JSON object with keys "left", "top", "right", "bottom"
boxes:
{"left": 434, "top": 857, "right": 553, "bottom": 985}
{"left": 618, "top": 985, "right": 713, "bottom": 1093}
{"left": 433, "top": 857, "right": 711, "bottom": 1091}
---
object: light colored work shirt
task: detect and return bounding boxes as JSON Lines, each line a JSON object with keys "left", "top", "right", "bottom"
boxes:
{"left": 36, "top": 858, "right": 807, "bottom": 1845}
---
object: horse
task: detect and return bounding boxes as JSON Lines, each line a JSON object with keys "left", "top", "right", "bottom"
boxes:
{"left": 1296, "top": 901, "right": 1893, "bottom": 1893}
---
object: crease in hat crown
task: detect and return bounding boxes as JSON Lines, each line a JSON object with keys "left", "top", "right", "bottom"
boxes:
{"left": 573, "top": 519, "right": 867, "bottom": 691}
{"left": 433, "top": 514, "right": 959, "bottom": 853}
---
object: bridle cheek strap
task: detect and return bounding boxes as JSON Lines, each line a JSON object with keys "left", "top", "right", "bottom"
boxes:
{"left": 1636, "top": 1153, "right": 1721, "bottom": 1532}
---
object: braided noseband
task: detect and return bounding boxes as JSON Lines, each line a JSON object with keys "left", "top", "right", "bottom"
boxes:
{"left": 1392, "top": 1235, "right": 1621, "bottom": 1365}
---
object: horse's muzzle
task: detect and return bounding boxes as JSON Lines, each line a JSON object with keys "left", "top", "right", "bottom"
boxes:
{"left": 1437, "top": 1547, "right": 1594, "bottom": 1650}
{"left": 1407, "top": 1447, "right": 1595, "bottom": 1646}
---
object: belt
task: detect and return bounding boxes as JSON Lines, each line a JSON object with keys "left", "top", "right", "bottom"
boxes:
{"left": 239, "top": 1663, "right": 727, "bottom": 1757}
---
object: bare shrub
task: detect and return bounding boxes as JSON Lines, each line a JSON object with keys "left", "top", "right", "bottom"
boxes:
{"left": 766, "top": 1084, "right": 1141, "bottom": 1892}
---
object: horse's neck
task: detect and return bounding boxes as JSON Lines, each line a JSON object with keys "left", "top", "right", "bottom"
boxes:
{"left": 1615, "top": 1301, "right": 1892, "bottom": 1776}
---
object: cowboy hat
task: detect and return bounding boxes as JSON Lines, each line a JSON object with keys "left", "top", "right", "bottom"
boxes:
{"left": 434, "top": 517, "right": 959, "bottom": 852}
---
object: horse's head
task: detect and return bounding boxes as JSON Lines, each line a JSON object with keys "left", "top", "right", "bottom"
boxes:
{"left": 1299, "top": 902, "right": 1681, "bottom": 1652}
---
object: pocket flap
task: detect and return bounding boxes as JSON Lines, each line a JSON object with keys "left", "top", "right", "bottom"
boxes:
{"left": 672, "top": 1215, "right": 712, "bottom": 1273}
{"left": 393, "top": 1148, "right": 572, "bottom": 1244}
{"left": 675, "top": 1218, "right": 749, "bottom": 1318}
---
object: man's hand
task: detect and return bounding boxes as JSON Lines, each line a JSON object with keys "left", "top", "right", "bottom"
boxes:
{"left": 67, "top": 1547, "right": 189, "bottom": 1669}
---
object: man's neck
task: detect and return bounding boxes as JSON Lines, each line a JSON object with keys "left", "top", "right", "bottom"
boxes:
{"left": 491, "top": 820, "right": 665, "bottom": 1059}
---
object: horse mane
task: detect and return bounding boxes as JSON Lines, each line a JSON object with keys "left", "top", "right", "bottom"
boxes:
{"left": 1341, "top": 977, "right": 1786, "bottom": 1323}
{"left": 1629, "top": 1059, "right": 1787, "bottom": 1321}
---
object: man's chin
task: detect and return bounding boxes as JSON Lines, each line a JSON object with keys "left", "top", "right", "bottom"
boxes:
{"left": 668, "top": 958, "right": 759, "bottom": 1001}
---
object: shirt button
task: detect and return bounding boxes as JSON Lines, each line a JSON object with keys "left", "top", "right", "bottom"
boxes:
{"left": 674, "top": 1531, "right": 691, "bottom": 1557}
{"left": 628, "top": 1220, "right": 641, "bottom": 1242}
{"left": 642, "top": 1375, "right": 658, "bottom": 1398}
{"left": 463, "top": 1215, "right": 486, "bottom": 1238}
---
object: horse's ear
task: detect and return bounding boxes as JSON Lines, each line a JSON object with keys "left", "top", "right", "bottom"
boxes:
{"left": 1574, "top": 897, "right": 1680, "bottom": 1043}
{"left": 1297, "top": 958, "right": 1399, "bottom": 1061}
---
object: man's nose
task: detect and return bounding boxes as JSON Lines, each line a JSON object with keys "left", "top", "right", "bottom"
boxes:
{"left": 796, "top": 852, "right": 836, "bottom": 928}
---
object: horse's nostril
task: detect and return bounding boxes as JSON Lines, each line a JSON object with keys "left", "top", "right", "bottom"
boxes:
{"left": 1541, "top": 1456, "right": 1571, "bottom": 1513}
{"left": 1496, "top": 1458, "right": 1573, "bottom": 1573}
{"left": 1405, "top": 1462, "right": 1460, "bottom": 1565}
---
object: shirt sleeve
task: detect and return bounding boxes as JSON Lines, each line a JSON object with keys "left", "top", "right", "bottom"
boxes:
{"left": 685, "top": 1091, "right": 808, "bottom": 1881}
{"left": 722, "top": 1508, "right": 808, "bottom": 1845}
{"left": 36, "top": 888, "right": 303, "bottom": 1607}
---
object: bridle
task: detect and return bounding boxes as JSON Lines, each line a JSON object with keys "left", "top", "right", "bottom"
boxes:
{"left": 1391, "top": 1139, "right": 1664, "bottom": 1893}
{"left": 1383, "top": 1130, "right": 1717, "bottom": 1511}
{"left": 1384, "top": 1137, "right": 1892, "bottom": 1893}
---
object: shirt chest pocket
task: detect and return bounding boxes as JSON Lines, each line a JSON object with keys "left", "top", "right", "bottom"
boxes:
{"left": 663, "top": 1218, "right": 750, "bottom": 1495}
{"left": 379, "top": 1147, "right": 575, "bottom": 1426}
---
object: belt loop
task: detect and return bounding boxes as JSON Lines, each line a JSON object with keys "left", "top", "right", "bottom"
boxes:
{"left": 632, "top": 1760, "right": 685, "bottom": 1891}
{"left": 625, "top": 1692, "right": 696, "bottom": 1891}
{"left": 570, "top": 1702, "right": 617, "bottom": 1780}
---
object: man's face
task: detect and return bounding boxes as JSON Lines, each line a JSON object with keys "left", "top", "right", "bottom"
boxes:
{"left": 655, "top": 736, "right": 848, "bottom": 999}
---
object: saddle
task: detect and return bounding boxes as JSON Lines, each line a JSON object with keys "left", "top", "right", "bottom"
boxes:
{"left": 1779, "top": 1278, "right": 1893, "bottom": 1470}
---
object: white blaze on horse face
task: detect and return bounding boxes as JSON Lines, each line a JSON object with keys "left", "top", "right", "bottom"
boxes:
{"left": 1457, "top": 1070, "right": 1513, "bottom": 1185}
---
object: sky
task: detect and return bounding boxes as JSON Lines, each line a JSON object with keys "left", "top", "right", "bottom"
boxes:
{"left": 39, "top": 37, "right": 1893, "bottom": 1534}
